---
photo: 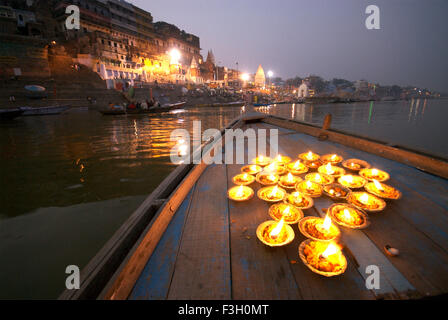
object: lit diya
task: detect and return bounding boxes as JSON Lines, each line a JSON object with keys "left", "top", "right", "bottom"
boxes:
{"left": 296, "top": 180, "right": 323, "bottom": 198}
{"left": 305, "top": 173, "right": 334, "bottom": 186}
{"left": 299, "top": 151, "right": 320, "bottom": 162}
{"left": 252, "top": 155, "right": 272, "bottom": 167}
{"left": 323, "top": 183, "right": 351, "bottom": 200}
{"left": 241, "top": 164, "right": 263, "bottom": 175}
{"left": 287, "top": 160, "right": 309, "bottom": 175}
{"left": 342, "top": 159, "right": 371, "bottom": 171}
{"left": 321, "top": 154, "right": 343, "bottom": 165}
{"left": 347, "top": 192, "right": 386, "bottom": 212}
{"left": 365, "top": 180, "right": 402, "bottom": 200}
{"left": 359, "top": 168, "right": 390, "bottom": 182}
{"left": 318, "top": 163, "right": 346, "bottom": 178}
{"left": 256, "top": 172, "right": 279, "bottom": 186}
{"left": 328, "top": 203, "right": 369, "bottom": 229}
{"left": 227, "top": 185, "right": 254, "bottom": 202}
{"left": 263, "top": 162, "right": 287, "bottom": 175}
{"left": 338, "top": 174, "right": 367, "bottom": 189}
{"left": 298, "top": 215, "right": 341, "bottom": 242}
{"left": 269, "top": 203, "right": 304, "bottom": 224}
{"left": 257, "top": 185, "right": 287, "bottom": 203}
{"left": 279, "top": 173, "right": 302, "bottom": 190}
{"left": 284, "top": 192, "right": 314, "bottom": 210}
{"left": 303, "top": 159, "right": 323, "bottom": 170}
{"left": 273, "top": 154, "right": 292, "bottom": 165}
{"left": 256, "top": 218, "right": 295, "bottom": 247}
{"left": 299, "top": 240, "right": 347, "bottom": 277}
{"left": 232, "top": 173, "right": 256, "bottom": 186}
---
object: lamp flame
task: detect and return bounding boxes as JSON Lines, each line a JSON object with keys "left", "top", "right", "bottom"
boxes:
{"left": 286, "top": 173, "right": 294, "bottom": 183}
{"left": 360, "top": 193, "right": 370, "bottom": 204}
{"left": 322, "top": 214, "right": 332, "bottom": 231}
{"left": 373, "top": 179, "right": 384, "bottom": 191}
{"left": 306, "top": 151, "right": 313, "bottom": 160}
{"left": 283, "top": 206, "right": 291, "bottom": 216}
{"left": 343, "top": 209, "right": 351, "bottom": 220}
{"left": 270, "top": 185, "right": 279, "bottom": 198}
{"left": 236, "top": 186, "right": 244, "bottom": 198}
{"left": 371, "top": 169, "right": 379, "bottom": 176}
{"left": 293, "top": 160, "right": 301, "bottom": 170}
{"left": 270, "top": 217, "right": 285, "bottom": 239}
{"left": 325, "top": 163, "right": 334, "bottom": 174}
{"left": 321, "top": 243, "right": 340, "bottom": 259}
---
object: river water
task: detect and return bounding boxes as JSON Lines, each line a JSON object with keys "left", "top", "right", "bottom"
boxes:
{"left": 0, "top": 99, "right": 446, "bottom": 299}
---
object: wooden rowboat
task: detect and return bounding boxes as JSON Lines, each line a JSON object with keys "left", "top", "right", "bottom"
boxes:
{"left": 60, "top": 113, "right": 448, "bottom": 300}
{"left": 19, "top": 106, "right": 70, "bottom": 116}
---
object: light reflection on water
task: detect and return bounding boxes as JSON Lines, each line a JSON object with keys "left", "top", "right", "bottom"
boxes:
{"left": 0, "top": 99, "right": 446, "bottom": 298}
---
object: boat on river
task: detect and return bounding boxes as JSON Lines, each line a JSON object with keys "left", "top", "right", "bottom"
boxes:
{"left": 0, "top": 108, "right": 24, "bottom": 120}
{"left": 19, "top": 106, "right": 70, "bottom": 116}
{"left": 60, "top": 113, "right": 448, "bottom": 300}
{"left": 100, "top": 102, "right": 186, "bottom": 115}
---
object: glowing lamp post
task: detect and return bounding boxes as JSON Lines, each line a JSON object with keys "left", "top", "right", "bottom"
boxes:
{"left": 169, "top": 49, "right": 181, "bottom": 74}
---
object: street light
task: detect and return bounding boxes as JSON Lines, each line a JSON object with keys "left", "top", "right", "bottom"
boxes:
{"left": 267, "top": 70, "right": 274, "bottom": 87}
{"left": 169, "top": 48, "right": 181, "bottom": 65}
{"left": 241, "top": 73, "right": 249, "bottom": 82}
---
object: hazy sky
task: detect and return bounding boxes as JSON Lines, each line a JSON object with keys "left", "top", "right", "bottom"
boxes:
{"left": 131, "top": 0, "right": 448, "bottom": 92}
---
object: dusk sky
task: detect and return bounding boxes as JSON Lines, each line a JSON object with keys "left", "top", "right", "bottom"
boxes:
{"left": 132, "top": 0, "right": 448, "bottom": 92}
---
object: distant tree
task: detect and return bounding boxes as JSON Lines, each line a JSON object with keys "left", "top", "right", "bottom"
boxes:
{"left": 308, "top": 75, "right": 327, "bottom": 93}
{"left": 285, "top": 76, "right": 303, "bottom": 87}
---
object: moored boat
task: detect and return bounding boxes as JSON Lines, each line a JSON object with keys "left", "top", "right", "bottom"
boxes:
{"left": 19, "top": 106, "right": 70, "bottom": 116}
{"left": 59, "top": 113, "right": 448, "bottom": 301}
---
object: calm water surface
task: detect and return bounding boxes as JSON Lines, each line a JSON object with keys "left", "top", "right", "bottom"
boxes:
{"left": 0, "top": 99, "right": 446, "bottom": 298}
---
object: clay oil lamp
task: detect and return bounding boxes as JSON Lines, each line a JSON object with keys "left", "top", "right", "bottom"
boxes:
{"left": 252, "top": 155, "right": 272, "bottom": 167}
{"left": 287, "top": 160, "right": 309, "bottom": 175}
{"left": 279, "top": 172, "right": 302, "bottom": 190}
{"left": 338, "top": 174, "right": 367, "bottom": 189}
{"left": 273, "top": 154, "right": 292, "bottom": 165}
{"left": 256, "top": 217, "right": 295, "bottom": 247}
{"left": 296, "top": 180, "right": 323, "bottom": 198}
{"left": 342, "top": 159, "right": 371, "bottom": 172}
{"left": 299, "top": 151, "right": 320, "bottom": 162}
{"left": 241, "top": 164, "right": 263, "bottom": 175}
{"left": 284, "top": 192, "right": 314, "bottom": 210}
{"left": 303, "top": 159, "right": 323, "bottom": 170}
{"left": 347, "top": 192, "right": 386, "bottom": 212}
{"left": 359, "top": 168, "right": 390, "bottom": 182}
{"left": 263, "top": 162, "right": 287, "bottom": 176}
{"left": 256, "top": 172, "right": 279, "bottom": 186}
{"left": 269, "top": 203, "right": 304, "bottom": 225}
{"left": 257, "top": 185, "right": 287, "bottom": 203}
{"left": 232, "top": 173, "right": 256, "bottom": 186}
{"left": 321, "top": 154, "right": 343, "bottom": 165}
{"left": 328, "top": 203, "right": 369, "bottom": 229}
{"left": 227, "top": 185, "right": 254, "bottom": 202}
{"left": 299, "top": 215, "right": 341, "bottom": 242}
{"left": 365, "top": 180, "right": 402, "bottom": 200}
{"left": 318, "top": 163, "right": 346, "bottom": 178}
{"left": 323, "top": 183, "right": 351, "bottom": 200}
{"left": 305, "top": 172, "right": 334, "bottom": 186}
{"left": 299, "top": 240, "right": 347, "bottom": 277}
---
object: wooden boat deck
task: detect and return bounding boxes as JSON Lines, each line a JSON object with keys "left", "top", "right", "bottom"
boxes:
{"left": 97, "top": 116, "right": 448, "bottom": 300}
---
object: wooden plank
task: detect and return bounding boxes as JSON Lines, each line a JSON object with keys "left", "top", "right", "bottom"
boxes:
{"left": 128, "top": 187, "right": 195, "bottom": 300}
{"left": 167, "top": 164, "right": 231, "bottom": 299}
{"left": 252, "top": 123, "right": 376, "bottom": 300}
{"left": 226, "top": 128, "right": 302, "bottom": 299}
{"left": 262, "top": 116, "right": 448, "bottom": 179}
{"left": 275, "top": 129, "right": 448, "bottom": 297}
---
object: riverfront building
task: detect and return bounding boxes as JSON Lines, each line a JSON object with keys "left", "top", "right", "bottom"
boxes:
{"left": 0, "top": 0, "right": 205, "bottom": 84}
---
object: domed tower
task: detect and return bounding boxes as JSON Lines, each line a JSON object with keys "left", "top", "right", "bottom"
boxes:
{"left": 254, "top": 65, "right": 266, "bottom": 88}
